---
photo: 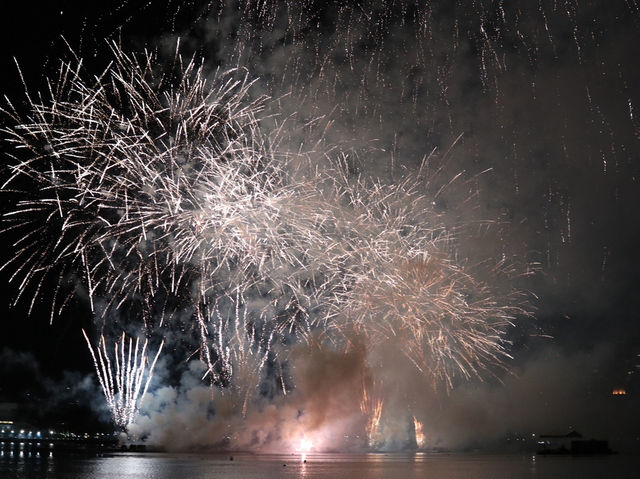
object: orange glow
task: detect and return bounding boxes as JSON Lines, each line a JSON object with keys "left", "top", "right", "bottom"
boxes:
{"left": 413, "top": 416, "right": 425, "bottom": 448}
{"left": 612, "top": 388, "right": 627, "bottom": 395}
{"left": 361, "top": 378, "right": 384, "bottom": 446}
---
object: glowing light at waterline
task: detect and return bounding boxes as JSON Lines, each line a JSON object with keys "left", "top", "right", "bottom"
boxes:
{"left": 413, "top": 416, "right": 425, "bottom": 449}
{"left": 361, "top": 378, "right": 384, "bottom": 447}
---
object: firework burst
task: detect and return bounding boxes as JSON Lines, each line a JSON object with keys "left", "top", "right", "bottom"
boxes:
{"left": 2, "top": 40, "right": 529, "bottom": 435}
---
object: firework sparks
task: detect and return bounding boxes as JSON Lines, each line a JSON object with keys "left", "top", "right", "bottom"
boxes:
{"left": 2, "top": 39, "right": 529, "bottom": 438}
{"left": 360, "top": 377, "right": 384, "bottom": 448}
{"left": 206, "top": 293, "right": 276, "bottom": 417}
{"left": 82, "top": 330, "right": 164, "bottom": 429}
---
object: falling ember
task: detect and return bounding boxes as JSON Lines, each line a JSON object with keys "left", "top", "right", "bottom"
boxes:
{"left": 82, "top": 330, "right": 164, "bottom": 430}
{"left": 413, "top": 416, "right": 425, "bottom": 449}
{"left": 361, "top": 378, "right": 384, "bottom": 447}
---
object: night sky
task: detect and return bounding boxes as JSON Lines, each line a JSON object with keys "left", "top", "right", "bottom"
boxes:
{"left": 1, "top": 0, "right": 640, "bottom": 450}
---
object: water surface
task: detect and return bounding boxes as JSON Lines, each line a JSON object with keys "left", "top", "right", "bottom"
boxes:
{"left": 1, "top": 450, "right": 639, "bottom": 478}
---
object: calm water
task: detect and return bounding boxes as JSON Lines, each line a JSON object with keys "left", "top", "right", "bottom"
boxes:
{"left": 1, "top": 451, "right": 639, "bottom": 479}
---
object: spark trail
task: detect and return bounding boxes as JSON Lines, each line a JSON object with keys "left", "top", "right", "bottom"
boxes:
{"left": 82, "top": 330, "right": 164, "bottom": 429}
{"left": 361, "top": 377, "right": 384, "bottom": 447}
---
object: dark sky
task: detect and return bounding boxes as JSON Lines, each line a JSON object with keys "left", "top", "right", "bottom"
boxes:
{"left": 1, "top": 0, "right": 640, "bottom": 448}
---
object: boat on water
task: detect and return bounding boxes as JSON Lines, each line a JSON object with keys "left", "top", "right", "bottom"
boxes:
{"left": 536, "top": 430, "right": 615, "bottom": 455}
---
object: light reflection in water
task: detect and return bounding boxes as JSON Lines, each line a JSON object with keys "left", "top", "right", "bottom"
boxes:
{"left": 0, "top": 452, "right": 636, "bottom": 479}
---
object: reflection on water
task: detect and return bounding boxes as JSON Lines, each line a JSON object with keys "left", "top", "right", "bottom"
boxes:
{"left": 1, "top": 450, "right": 639, "bottom": 479}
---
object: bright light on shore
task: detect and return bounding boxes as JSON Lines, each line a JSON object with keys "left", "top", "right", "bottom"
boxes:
{"left": 299, "top": 437, "right": 313, "bottom": 452}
